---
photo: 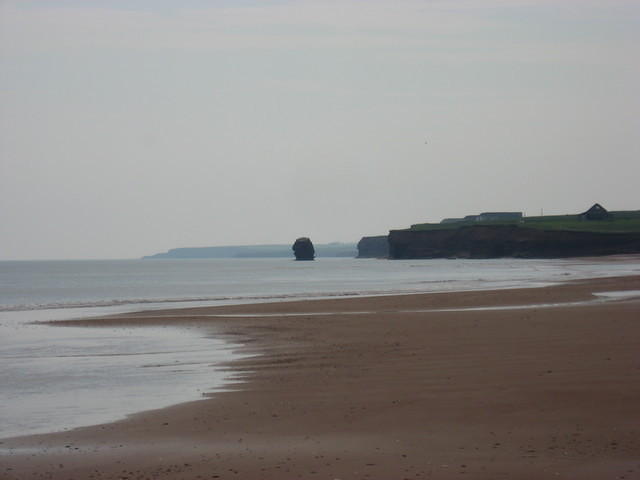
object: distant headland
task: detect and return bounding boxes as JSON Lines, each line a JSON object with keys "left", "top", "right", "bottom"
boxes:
{"left": 360, "top": 204, "right": 640, "bottom": 259}
{"left": 143, "top": 242, "right": 356, "bottom": 259}
{"left": 144, "top": 204, "right": 640, "bottom": 261}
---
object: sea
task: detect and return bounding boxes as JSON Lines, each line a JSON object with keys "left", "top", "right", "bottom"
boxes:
{"left": 1, "top": 256, "right": 639, "bottom": 439}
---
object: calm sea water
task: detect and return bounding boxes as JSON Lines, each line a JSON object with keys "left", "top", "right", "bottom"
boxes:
{"left": 1, "top": 256, "right": 639, "bottom": 439}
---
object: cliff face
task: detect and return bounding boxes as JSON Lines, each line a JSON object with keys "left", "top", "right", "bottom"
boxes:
{"left": 388, "top": 225, "right": 640, "bottom": 259}
{"left": 357, "top": 236, "right": 389, "bottom": 258}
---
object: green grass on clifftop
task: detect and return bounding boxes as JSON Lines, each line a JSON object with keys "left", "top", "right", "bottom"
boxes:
{"left": 409, "top": 211, "right": 640, "bottom": 234}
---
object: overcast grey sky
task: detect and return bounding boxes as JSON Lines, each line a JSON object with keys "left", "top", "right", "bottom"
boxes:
{"left": 1, "top": 0, "right": 638, "bottom": 259}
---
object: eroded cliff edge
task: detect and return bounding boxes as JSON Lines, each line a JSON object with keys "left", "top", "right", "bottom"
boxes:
{"left": 388, "top": 225, "right": 640, "bottom": 259}
{"left": 357, "top": 236, "right": 389, "bottom": 258}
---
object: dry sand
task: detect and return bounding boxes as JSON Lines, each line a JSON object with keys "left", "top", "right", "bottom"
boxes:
{"left": 2, "top": 275, "right": 640, "bottom": 479}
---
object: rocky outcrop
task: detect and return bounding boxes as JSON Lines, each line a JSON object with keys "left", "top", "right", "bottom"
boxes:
{"left": 357, "top": 236, "right": 389, "bottom": 258}
{"left": 292, "top": 237, "right": 315, "bottom": 261}
{"left": 388, "top": 225, "right": 640, "bottom": 259}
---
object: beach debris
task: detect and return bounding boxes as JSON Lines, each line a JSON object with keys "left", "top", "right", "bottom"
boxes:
{"left": 292, "top": 237, "right": 315, "bottom": 261}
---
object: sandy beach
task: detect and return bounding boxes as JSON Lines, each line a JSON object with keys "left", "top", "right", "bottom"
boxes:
{"left": 2, "top": 274, "right": 640, "bottom": 480}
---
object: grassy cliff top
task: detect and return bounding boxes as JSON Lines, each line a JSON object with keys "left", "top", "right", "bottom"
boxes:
{"left": 409, "top": 210, "right": 640, "bottom": 234}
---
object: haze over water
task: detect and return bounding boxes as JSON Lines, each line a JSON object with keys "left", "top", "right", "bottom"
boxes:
{"left": 1, "top": 1, "right": 638, "bottom": 260}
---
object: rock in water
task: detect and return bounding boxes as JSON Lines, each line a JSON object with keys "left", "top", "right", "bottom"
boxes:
{"left": 292, "top": 237, "right": 315, "bottom": 261}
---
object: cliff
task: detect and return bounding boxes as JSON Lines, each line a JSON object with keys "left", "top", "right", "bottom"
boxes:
{"left": 357, "top": 236, "right": 389, "bottom": 258}
{"left": 388, "top": 225, "right": 640, "bottom": 259}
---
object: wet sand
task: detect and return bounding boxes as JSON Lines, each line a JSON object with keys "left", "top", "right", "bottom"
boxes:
{"left": 2, "top": 275, "right": 640, "bottom": 479}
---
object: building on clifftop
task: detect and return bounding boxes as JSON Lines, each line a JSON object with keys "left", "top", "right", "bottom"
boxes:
{"left": 580, "top": 203, "right": 610, "bottom": 221}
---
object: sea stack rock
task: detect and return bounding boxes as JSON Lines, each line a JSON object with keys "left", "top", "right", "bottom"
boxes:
{"left": 292, "top": 237, "right": 315, "bottom": 261}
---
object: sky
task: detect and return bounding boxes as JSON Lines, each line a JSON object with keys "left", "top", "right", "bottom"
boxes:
{"left": 1, "top": 0, "right": 639, "bottom": 260}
